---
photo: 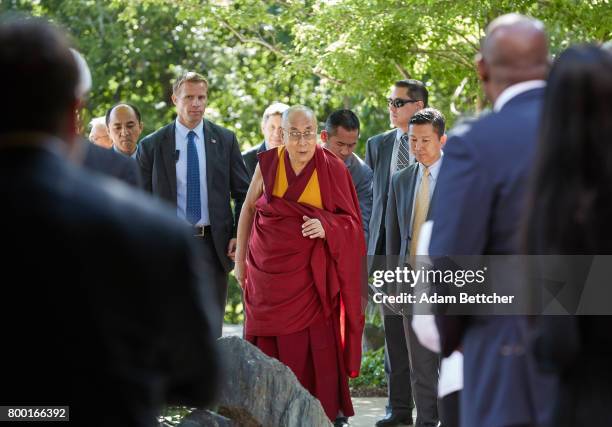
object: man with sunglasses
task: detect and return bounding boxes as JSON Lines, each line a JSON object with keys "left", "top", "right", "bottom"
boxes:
{"left": 366, "top": 79, "right": 428, "bottom": 427}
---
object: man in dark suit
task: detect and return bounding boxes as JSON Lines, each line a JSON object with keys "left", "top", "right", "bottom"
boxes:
{"left": 367, "top": 79, "right": 427, "bottom": 427}
{"left": 0, "top": 17, "right": 220, "bottom": 427}
{"left": 428, "top": 14, "right": 556, "bottom": 427}
{"left": 81, "top": 140, "right": 142, "bottom": 187}
{"left": 70, "top": 48, "right": 142, "bottom": 188}
{"left": 320, "top": 109, "right": 372, "bottom": 238}
{"left": 137, "top": 72, "right": 250, "bottom": 332}
{"left": 386, "top": 109, "right": 447, "bottom": 427}
{"left": 242, "top": 102, "right": 289, "bottom": 179}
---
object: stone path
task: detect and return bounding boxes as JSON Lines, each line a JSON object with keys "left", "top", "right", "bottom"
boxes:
{"left": 350, "top": 397, "right": 388, "bottom": 427}
{"left": 222, "top": 324, "right": 396, "bottom": 427}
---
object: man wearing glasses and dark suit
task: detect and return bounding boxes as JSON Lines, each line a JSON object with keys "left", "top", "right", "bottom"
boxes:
{"left": 366, "top": 79, "right": 428, "bottom": 427}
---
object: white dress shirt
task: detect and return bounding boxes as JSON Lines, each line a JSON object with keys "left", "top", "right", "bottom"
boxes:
{"left": 493, "top": 80, "right": 546, "bottom": 112}
{"left": 175, "top": 119, "right": 209, "bottom": 226}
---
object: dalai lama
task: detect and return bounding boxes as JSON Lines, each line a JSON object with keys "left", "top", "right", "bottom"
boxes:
{"left": 235, "top": 105, "right": 366, "bottom": 426}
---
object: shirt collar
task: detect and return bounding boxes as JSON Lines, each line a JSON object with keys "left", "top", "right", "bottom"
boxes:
{"left": 175, "top": 118, "right": 204, "bottom": 140}
{"left": 493, "top": 80, "right": 546, "bottom": 112}
{"left": 419, "top": 151, "right": 443, "bottom": 180}
{"left": 395, "top": 128, "right": 408, "bottom": 142}
{"left": 112, "top": 144, "right": 137, "bottom": 158}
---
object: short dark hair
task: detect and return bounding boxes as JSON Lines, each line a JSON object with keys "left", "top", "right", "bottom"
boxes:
{"left": 105, "top": 103, "right": 142, "bottom": 126}
{"left": 0, "top": 17, "right": 78, "bottom": 135}
{"left": 324, "top": 109, "right": 360, "bottom": 136}
{"left": 395, "top": 79, "right": 428, "bottom": 107}
{"left": 409, "top": 108, "right": 446, "bottom": 137}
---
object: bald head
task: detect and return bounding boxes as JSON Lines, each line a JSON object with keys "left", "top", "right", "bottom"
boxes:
{"left": 479, "top": 14, "right": 549, "bottom": 97}
{"left": 282, "top": 105, "right": 317, "bottom": 129}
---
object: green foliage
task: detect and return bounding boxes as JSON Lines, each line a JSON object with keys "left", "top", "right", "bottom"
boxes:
{"left": 365, "top": 302, "right": 383, "bottom": 328}
{"left": 224, "top": 273, "right": 244, "bottom": 325}
{"left": 350, "top": 347, "right": 387, "bottom": 389}
{"left": 2, "top": 0, "right": 610, "bottom": 158}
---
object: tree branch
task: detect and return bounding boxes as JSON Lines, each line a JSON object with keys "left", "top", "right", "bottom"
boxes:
{"left": 216, "top": 17, "right": 344, "bottom": 84}
{"left": 393, "top": 61, "right": 411, "bottom": 79}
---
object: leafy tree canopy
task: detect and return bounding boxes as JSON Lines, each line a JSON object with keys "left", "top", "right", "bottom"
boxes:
{"left": 3, "top": 0, "right": 610, "bottom": 156}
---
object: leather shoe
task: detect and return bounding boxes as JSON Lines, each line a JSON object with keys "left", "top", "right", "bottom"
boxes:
{"left": 334, "top": 416, "right": 349, "bottom": 427}
{"left": 375, "top": 412, "right": 414, "bottom": 427}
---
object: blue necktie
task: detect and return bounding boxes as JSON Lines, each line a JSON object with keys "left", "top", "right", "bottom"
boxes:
{"left": 186, "top": 130, "right": 201, "bottom": 225}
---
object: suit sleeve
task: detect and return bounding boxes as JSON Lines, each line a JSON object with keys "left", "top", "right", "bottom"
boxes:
{"left": 229, "top": 133, "right": 250, "bottom": 237}
{"left": 429, "top": 134, "right": 491, "bottom": 256}
{"left": 385, "top": 175, "right": 401, "bottom": 257}
{"left": 136, "top": 139, "right": 153, "bottom": 193}
{"left": 356, "top": 164, "right": 373, "bottom": 241}
{"left": 429, "top": 134, "right": 491, "bottom": 356}
{"left": 365, "top": 136, "right": 376, "bottom": 170}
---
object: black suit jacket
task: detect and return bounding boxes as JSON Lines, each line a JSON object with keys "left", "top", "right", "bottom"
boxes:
{"left": 241, "top": 141, "right": 266, "bottom": 179}
{"left": 82, "top": 139, "right": 142, "bottom": 188}
{"left": 0, "top": 143, "right": 220, "bottom": 427}
{"left": 137, "top": 119, "right": 250, "bottom": 273}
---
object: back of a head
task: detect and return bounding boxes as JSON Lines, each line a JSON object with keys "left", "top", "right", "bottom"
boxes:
{"left": 0, "top": 17, "right": 78, "bottom": 137}
{"left": 482, "top": 14, "right": 549, "bottom": 86}
{"left": 528, "top": 45, "right": 612, "bottom": 253}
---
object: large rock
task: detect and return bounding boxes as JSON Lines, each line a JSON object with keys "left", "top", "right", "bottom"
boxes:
{"left": 216, "top": 336, "right": 333, "bottom": 427}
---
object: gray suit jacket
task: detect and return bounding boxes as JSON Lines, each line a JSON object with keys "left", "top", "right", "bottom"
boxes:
{"left": 385, "top": 163, "right": 419, "bottom": 261}
{"left": 365, "top": 129, "right": 397, "bottom": 259}
{"left": 345, "top": 152, "right": 373, "bottom": 240}
{"left": 241, "top": 141, "right": 266, "bottom": 180}
{"left": 137, "top": 119, "right": 250, "bottom": 273}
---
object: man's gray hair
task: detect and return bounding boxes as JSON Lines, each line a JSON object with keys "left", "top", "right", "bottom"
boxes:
{"left": 281, "top": 105, "right": 317, "bottom": 128}
{"left": 261, "top": 102, "right": 290, "bottom": 127}
{"left": 89, "top": 116, "right": 106, "bottom": 129}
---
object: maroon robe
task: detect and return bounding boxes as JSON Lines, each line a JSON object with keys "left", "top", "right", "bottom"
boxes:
{"left": 244, "top": 145, "right": 366, "bottom": 420}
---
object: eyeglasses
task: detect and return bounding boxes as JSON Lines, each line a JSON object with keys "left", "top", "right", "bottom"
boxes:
{"left": 387, "top": 98, "right": 419, "bottom": 108}
{"left": 287, "top": 130, "right": 317, "bottom": 141}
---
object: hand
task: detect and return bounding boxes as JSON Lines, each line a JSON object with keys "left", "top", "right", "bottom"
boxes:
{"left": 227, "top": 238, "right": 237, "bottom": 261}
{"left": 302, "top": 216, "right": 325, "bottom": 239}
{"left": 234, "top": 260, "right": 246, "bottom": 288}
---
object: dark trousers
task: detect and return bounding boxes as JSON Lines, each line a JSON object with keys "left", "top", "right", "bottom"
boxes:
{"left": 439, "top": 391, "right": 460, "bottom": 427}
{"left": 403, "top": 316, "right": 440, "bottom": 427}
{"left": 196, "top": 232, "right": 228, "bottom": 338}
{"left": 382, "top": 313, "right": 414, "bottom": 417}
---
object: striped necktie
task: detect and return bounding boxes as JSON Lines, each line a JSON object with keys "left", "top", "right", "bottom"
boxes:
{"left": 186, "top": 130, "right": 201, "bottom": 225}
{"left": 396, "top": 133, "right": 411, "bottom": 171}
{"left": 410, "top": 167, "right": 430, "bottom": 263}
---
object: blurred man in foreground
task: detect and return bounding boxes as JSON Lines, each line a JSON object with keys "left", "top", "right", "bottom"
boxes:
{"left": 0, "top": 17, "right": 220, "bottom": 427}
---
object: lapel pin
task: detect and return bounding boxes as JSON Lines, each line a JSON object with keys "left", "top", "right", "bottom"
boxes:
{"left": 211, "top": 138, "right": 217, "bottom": 144}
